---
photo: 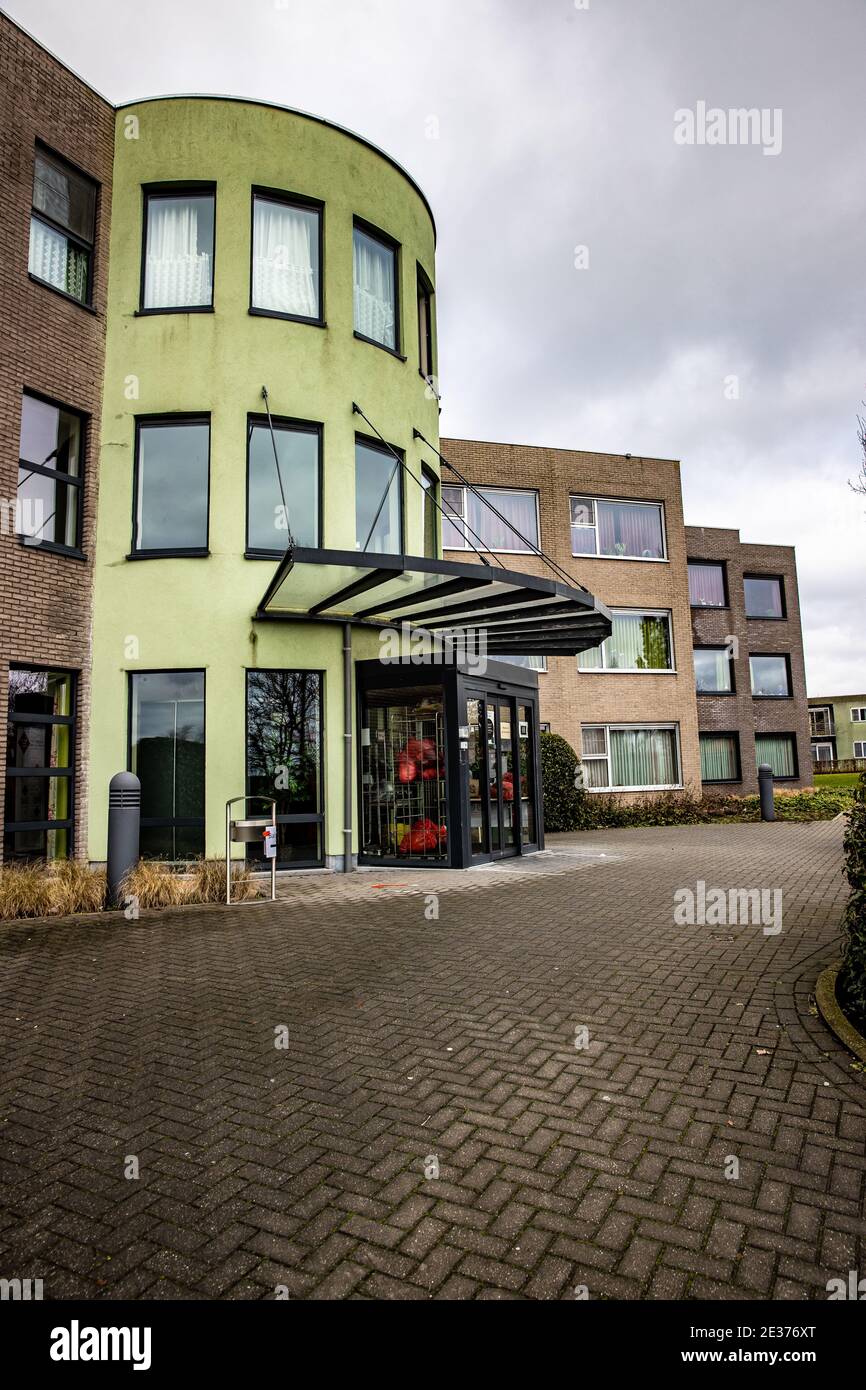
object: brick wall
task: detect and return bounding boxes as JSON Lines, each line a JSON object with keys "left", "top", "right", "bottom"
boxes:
{"left": 440, "top": 438, "right": 702, "bottom": 797}
{"left": 0, "top": 14, "right": 114, "bottom": 860}
{"left": 685, "top": 525, "right": 812, "bottom": 794}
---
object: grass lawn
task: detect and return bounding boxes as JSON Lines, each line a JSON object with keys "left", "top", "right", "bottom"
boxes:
{"left": 814, "top": 772, "right": 862, "bottom": 788}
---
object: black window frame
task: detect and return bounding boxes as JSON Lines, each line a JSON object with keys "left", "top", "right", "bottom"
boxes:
{"left": 16, "top": 388, "right": 87, "bottom": 559}
{"left": 687, "top": 559, "right": 729, "bottom": 609}
{"left": 352, "top": 215, "right": 404, "bottom": 359}
{"left": 127, "top": 668, "right": 206, "bottom": 860}
{"left": 421, "top": 463, "right": 439, "bottom": 559}
{"left": 244, "top": 668, "right": 325, "bottom": 871}
{"left": 755, "top": 731, "right": 799, "bottom": 781}
{"left": 28, "top": 142, "right": 98, "bottom": 310}
{"left": 698, "top": 730, "right": 742, "bottom": 785}
{"left": 417, "top": 262, "right": 435, "bottom": 382}
{"left": 354, "top": 432, "right": 405, "bottom": 556}
{"left": 245, "top": 414, "right": 324, "bottom": 558}
{"left": 743, "top": 572, "right": 786, "bottom": 621}
{"left": 138, "top": 182, "right": 216, "bottom": 316}
{"left": 692, "top": 644, "right": 736, "bottom": 695}
{"left": 749, "top": 652, "right": 793, "bottom": 700}
{"left": 4, "top": 664, "right": 77, "bottom": 860}
{"left": 248, "top": 186, "right": 325, "bottom": 327}
{"left": 129, "top": 413, "right": 211, "bottom": 559}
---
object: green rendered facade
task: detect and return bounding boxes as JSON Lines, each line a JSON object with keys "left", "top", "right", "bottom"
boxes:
{"left": 89, "top": 97, "right": 440, "bottom": 867}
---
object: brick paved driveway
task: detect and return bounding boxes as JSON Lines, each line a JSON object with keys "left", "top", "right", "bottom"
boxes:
{"left": 1, "top": 819, "right": 863, "bottom": 1300}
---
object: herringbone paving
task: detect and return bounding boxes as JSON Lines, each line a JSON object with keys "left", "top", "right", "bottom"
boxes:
{"left": 0, "top": 819, "right": 863, "bottom": 1300}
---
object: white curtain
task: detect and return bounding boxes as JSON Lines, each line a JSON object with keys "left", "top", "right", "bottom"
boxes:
{"left": 468, "top": 489, "right": 537, "bottom": 551}
{"left": 144, "top": 201, "right": 211, "bottom": 309}
{"left": 353, "top": 230, "right": 395, "bottom": 348}
{"left": 28, "top": 219, "right": 87, "bottom": 299}
{"left": 252, "top": 201, "right": 318, "bottom": 317}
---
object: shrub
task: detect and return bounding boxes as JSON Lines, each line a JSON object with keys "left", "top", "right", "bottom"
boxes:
{"left": 0, "top": 860, "right": 106, "bottom": 920}
{"left": 539, "top": 731, "right": 589, "bottom": 832}
{"left": 836, "top": 773, "right": 866, "bottom": 1034}
{"left": 122, "top": 858, "right": 259, "bottom": 909}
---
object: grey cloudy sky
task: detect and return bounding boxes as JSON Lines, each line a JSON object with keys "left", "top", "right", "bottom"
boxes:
{"left": 9, "top": 0, "right": 865, "bottom": 694}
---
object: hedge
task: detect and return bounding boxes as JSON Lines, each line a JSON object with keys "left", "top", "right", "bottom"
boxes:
{"left": 836, "top": 773, "right": 866, "bottom": 1034}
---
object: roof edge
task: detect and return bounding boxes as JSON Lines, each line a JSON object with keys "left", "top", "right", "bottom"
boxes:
{"left": 116, "top": 93, "right": 436, "bottom": 240}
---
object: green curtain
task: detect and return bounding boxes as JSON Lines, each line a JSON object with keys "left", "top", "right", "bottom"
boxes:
{"left": 610, "top": 728, "right": 677, "bottom": 787}
{"left": 700, "top": 733, "right": 738, "bottom": 781}
{"left": 755, "top": 734, "right": 795, "bottom": 777}
{"left": 579, "top": 613, "right": 670, "bottom": 670}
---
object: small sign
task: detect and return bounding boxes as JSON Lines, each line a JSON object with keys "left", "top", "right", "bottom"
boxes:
{"left": 518, "top": 720, "right": 529, "bottom": 738}
{"left": 458, "top": 725, "right": 470, "bottom": 739}
{"left": 262, "top": 825, "right": 277, "bottom": 859}
{"left": 361, "top": 727, "right": 371, "bottom": 747}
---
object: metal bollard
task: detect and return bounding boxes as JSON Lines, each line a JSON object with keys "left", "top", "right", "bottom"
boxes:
{"left": 757, "top": 762, "right": 775, "bottom": 822}
{"left": 107, "top": 771, "right": 141, "bottom": 907}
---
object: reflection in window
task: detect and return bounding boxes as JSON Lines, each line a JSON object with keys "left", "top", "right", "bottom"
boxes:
{"left": 693, "top": 647, "right": 733, "bottom": 693}
{"left": 744, "top": 576, "right": 783, "bottom": 619}
{"left": 750, "top": 655, "right": 790, "bottom": 697}
{"left": 579, "top": 611, "right": 672, "bottom": 671}
{"left": 355, "top": 438, "right": 402, "bottom": 553}
{"left": 134, "top": 418, "right": 210, "bottom": 553}
{"left": 361, "top": 686, "right": 447, "bottom": 862}
{"left": 247, "top": 419, "right": 319, "bottom": 552}
{"left": 129, "top": 671, "right": 205, "bottom": 859}
{"left": 4, "top": 667, "right": 74, "bottom": 861}
{"left": 246, "top": 671, "right": 323, "bottom": 867}
{"left": 143, "top": 190, "right": 214, "bottom": 310}
{"left": 17, "top": 393, "right": 83, "bottom": 551}
{"left": 421, "top": 465, "right": 438, "bottom": 558}
{"left": 29, "top": 147, "right": 96, "bottom": 304}
{"left": 353, "top": 224, "right": 397, "bottom": 350}
{"left": 418, "top": 268, "right": 434, "bottom": 379}
{"left": 251, "top": 193, "right": 321, "bottom": 320}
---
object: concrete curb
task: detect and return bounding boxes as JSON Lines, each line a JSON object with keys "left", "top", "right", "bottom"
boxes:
{"left": 815, "top": 962, "right": 866, "bottom": 1066}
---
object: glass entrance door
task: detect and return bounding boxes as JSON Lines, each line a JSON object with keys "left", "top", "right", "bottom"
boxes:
{"left": 487, "top": 698, "right": 517, "bottom": 857}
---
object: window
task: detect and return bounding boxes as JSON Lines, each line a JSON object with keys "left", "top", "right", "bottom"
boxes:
{"left": 246, "top": 671, "right": 324, "bottom": 867}
{"left": 442, "top": 485, "right": 539, "bottom": 554}
{"left": 29, "top": 146, "right": 96, "bottom": 305}
{"left": 353, "top": 221, "right": 398, "bottom": 352}
{"left": 16, "top": 393, "right": 84, "bottom": 554}
{"left": 4, "top": 667, "right": 75, "bottom": 861}
{"left": 744, "top": 575, "right": 784, "bottom": 619}
{"left": 570, "top": 496, "right": 665, "bottom": 560}
{"left": 133, "top": 417, "right": 210, "bottom": 555}
{"left": 755, "top": 733, "right": 797, "bottom": 779}
{"left": 851, "top": 707, "right": 866, "bottom": 722}
{"left": 688, "top": 561, "right": 726, "bottom": 607}
{"left": 246, "top": 417, "right": 320, "bottom": 554}
{"left": 355, "top": 437, "right": 402, "bottom": 553}
{"left": 129, "top": 671, "right": 205, "bottom": 858}
{"left": 578, "top": 610, "right": 673, "bottom": 672}
{"left": 417, "top": 266, "right": 434, "bottom": 379}
{"left": 142, "top": 187, "right": 215, "bottom": 311}
{"left": 854, "top": 742, "right": 866, "bottom": 759}
{"left": 251, "top": 191, "right": 322, "bottom": 322}
{"left": 498, "top": 655, "right": 547, "bottom": 672}
{"left": 421, "top": 465, "right": 438, "bottom": 559}
{"left": 693, "top": 646, "right": 734, "bottom": 693}
{"left": 580, "top": 724, "right": 680, "bottom": 791}
{"left": 750, "top": 654, "right": 791, "bottom": 698}
{"left": 809, "top": 706, "right": 834, "bottom": 736}
{"left": 700, "top": 733, "right": 740, "bottom": 783}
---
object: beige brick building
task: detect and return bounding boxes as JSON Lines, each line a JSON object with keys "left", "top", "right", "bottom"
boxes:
{"left": 440, "top": 438, "right": 702, "bottom": 797}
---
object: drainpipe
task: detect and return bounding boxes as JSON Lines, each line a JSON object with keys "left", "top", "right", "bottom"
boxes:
{"left": 343, "top": 622, "right": 353, "bottom": 872}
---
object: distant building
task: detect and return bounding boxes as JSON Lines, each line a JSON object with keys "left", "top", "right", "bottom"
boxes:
{"left": 808, "top": 697, "right": 866, "bottom": 767}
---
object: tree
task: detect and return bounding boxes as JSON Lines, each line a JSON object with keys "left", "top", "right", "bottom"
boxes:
{"left": 850, "top": 410, "right": 866, "bottom": 501}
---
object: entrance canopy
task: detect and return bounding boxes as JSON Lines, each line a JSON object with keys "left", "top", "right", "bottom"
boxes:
{"left": 256, "top": 548, "right": 612, "bottom": 656}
